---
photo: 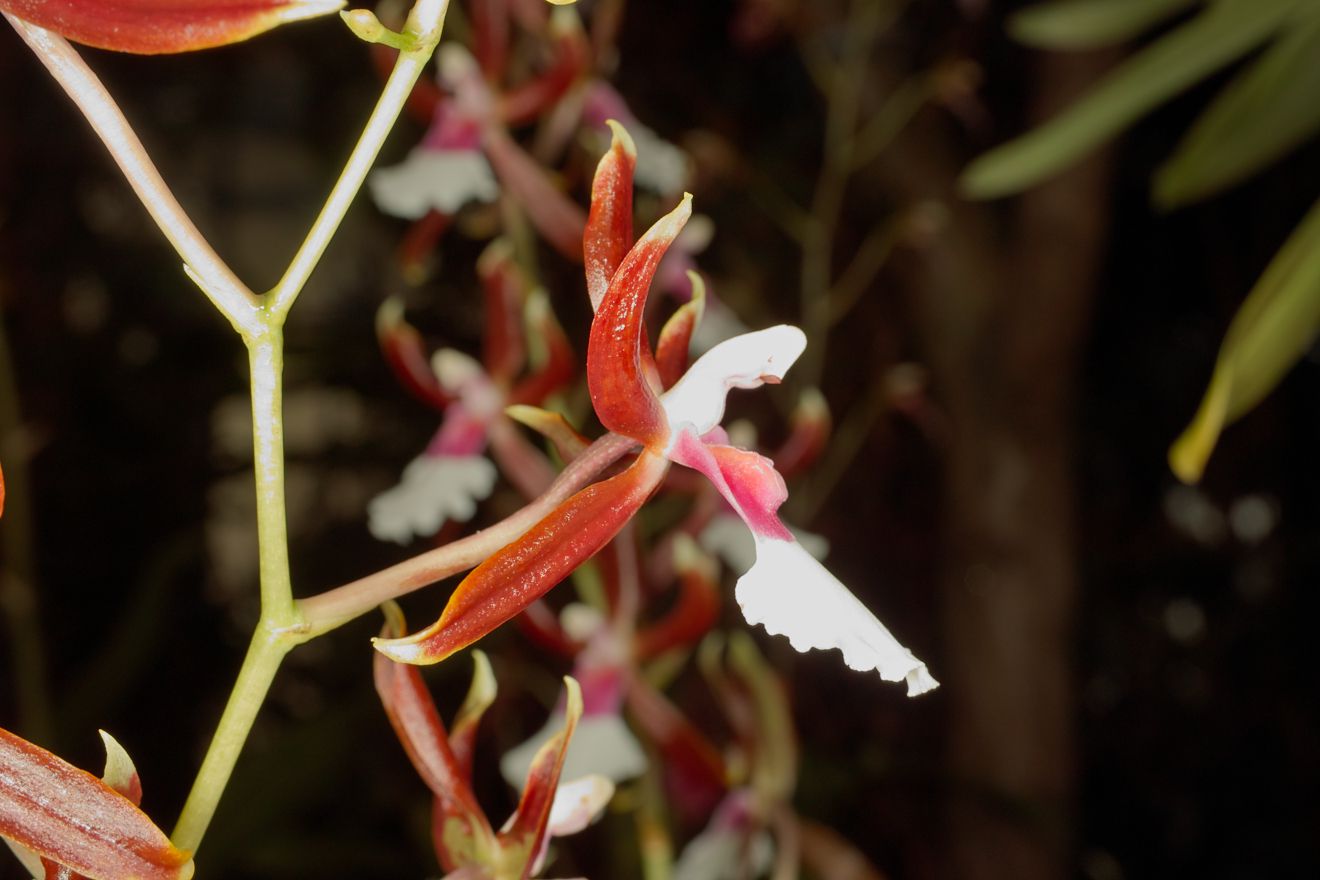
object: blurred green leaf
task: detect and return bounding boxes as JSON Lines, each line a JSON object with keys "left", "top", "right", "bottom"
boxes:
{"left": 1009, "top": 0, "right": 1199, "bottom": 50}
{"left": 1154, "top": 15, "right": 1320, "bottom": 207}
{"left": 1170, "top": 194, "right": 1320, "bottom": 482}
{"left": 962, "top": 0, "right": 1301, "bottom": 199}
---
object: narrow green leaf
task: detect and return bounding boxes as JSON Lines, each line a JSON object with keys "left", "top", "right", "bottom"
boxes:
{"left": 962, "top": 0, "right": 1301, "bottom": 199}
{"left": 1170, "top": 194, "right": 1320, "bottom": 482}
{"left": 1009, "top": 0, "right": 1199, "bottom": 50}
{"left": 1154, "top": 15, "right": 1320, "bottom": 207}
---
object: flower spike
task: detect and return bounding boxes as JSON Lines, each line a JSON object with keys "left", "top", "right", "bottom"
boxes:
{"left": 588, "top": 193, "right": 693, "bottom": 445}
{"left": 374, "top": 451, "right": 670, "bottom": 665}
{"left": 584, "top": 121, "right": 637, "bottom": 311}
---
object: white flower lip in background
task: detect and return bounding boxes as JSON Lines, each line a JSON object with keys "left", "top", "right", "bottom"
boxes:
{"left": 369, "top": 149, "right": 500, "bottom": 218}
{"left": 500, "top": 713, "right": 647, "bottom": 788}
{"left": 367, "top": 454, "right": 498, "bottom": 544}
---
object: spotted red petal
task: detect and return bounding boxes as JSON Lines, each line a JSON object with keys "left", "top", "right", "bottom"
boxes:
{"left": 373, "top": 605, "right": 494, "bottom": 870}
{"left": 0, "top": 0, "right": 343, "bottom": 54}
{"left": 374, "top": 451, "right": 669, "bottom": 665}
{"left": 655, "top": 271, "right": 706, "bottom": 390}
{"left": 584, "top": 121, "right": 637, "bottom": 311}
{"left": 0, "top": 727, "right": 193, "bottom": 880}
{"left": 588, "top": 194, "right": 692, "bottom": 446}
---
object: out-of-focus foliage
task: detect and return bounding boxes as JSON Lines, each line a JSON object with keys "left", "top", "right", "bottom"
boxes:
{"left": 963, "top": 0, "right": 1320, "bottom": 482}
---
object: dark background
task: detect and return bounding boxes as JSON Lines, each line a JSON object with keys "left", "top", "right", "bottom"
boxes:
{"left": 1, "top": 1, "right": 1317, "bottom": 877}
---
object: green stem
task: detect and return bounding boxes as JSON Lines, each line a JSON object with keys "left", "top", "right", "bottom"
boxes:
{"left": 245, "top": 330, "right": 298, "bottom": 623}
{"left": 170, "top": 626, "right": 292, "bottom": 853}
{"left": 267, "top": 0, "right": 453, "bottom": 319}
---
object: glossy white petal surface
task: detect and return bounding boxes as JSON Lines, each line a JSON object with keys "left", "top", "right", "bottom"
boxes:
{"left": 367, "top": 454, "right": 497, "bottom": 544}
{"left": 369, "top": 148, "right": 499, "bottom": 218}
{"left": 661, "top": 325, "right": 806, "bottom": 438}
{"left": 544, "top": 775, "right": 615, "bottom": 839}
{"left": 736, "top": 536, "right": 938, "bottom": 696}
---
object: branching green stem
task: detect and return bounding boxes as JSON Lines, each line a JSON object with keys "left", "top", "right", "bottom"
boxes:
{"left": 12, "top": 0, "right": 455, "bottom": 857}
{"left": 268, "top": 0, "right": 453, "bottom": 319}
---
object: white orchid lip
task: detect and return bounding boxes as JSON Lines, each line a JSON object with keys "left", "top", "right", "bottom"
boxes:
{"left": 661, "top": 325, "right": 807, "bottom": 439}
{"left": 500, "top": 713, "right": 647, "bottom": 788}
{"left": 367, "top": 454, "right": 498, "bottom": 544}
{"left": 736, "top": 535, "right": 938, "bottom": 696}
{"left": 369, "top": 148, "right": 500, "bottom": 218}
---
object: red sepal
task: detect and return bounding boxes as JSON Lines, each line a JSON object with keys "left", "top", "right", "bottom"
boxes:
{"left": 635, "top": 538, "right": 720, "bottom": 660}
{"left": 0, "top": 0, "right": 342, "bottom": 54}
{"left": 0, "top": 727, "right": 193, "bottom": 880}
{"left": 377, "top": 298, "right": 452, "bottom": 411}
{"left": 624, "top": 679, "right": 726, "bottom": 819}
{"left": 374, "top": 451, "right": 670, "bottom": 665}
{"left": 477, "top": 240, "right": 527, "bottom": 384}
{"left": 497, "top": 677, "right": 583, "bottom": 872}
{"left": 772, "top": 387, "right": 830, "bottom": 478}
{"left": 484, "top": 129, "right": 587, "bottom": 263}
{"left": 507, "top": 294, "right": 575, "bottom": 406}
{"left": 373, "top": 605, "right": 495, "bottom": 871}
{"left": 584, "top": 122, "right": 636, "bottom": 311}
{"left": 587, "top": 195, "right": 692, "bottom": 446}
{"left": 655, "top": 272, "right": 706, "bottom": 390}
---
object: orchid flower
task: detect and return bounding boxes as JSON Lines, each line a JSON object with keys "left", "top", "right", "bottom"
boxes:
{"left": 370, "top": 18, "right": 591, "bottom": 261}
{"left": 374, "top": 122, "right": 936, "bottom": 697}
{"left": 369, "top": 241, "right": 574, "bottom": 544}
{"left": 374, "top": 605, "right": 612, "bottom": 880}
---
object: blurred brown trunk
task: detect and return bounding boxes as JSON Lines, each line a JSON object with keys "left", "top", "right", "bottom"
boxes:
{"left": 892, "top": 51, "right": 1116, "bottom": 879}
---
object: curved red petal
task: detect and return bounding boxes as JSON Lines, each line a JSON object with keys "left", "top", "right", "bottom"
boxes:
{"left": 377, "top": 298, "right": 452, "bottom": 411}
{"left": 507, "top": 293, "right": 575, "bottom": 406}
{"left": 485, "top": 129, "right": 587, "bottom": 262}
{"left": 374, "top": 452, "right": 669, "bottom": 665}
{"left": 0, "top": 0, "right": 343, "bottom": 54}
{"left": 655, "top": 271, "right": 706, "bottom": 390}
{"left": 372, "top": 606, "right": 492, "bottom": 849}
{"left": 588, "top": 195, "right": 692, "bottom": 445}
{"left": 584, "top": 122, "right": 637, "bottom": 311}
{"left": 477, "top": 240, "right": 527, "bottom": 384}
{"left": 498, "top": 677, "right": 583, "bottom": 864}
{"left": 0, "top": 728, "right": 193, "bottom": 880}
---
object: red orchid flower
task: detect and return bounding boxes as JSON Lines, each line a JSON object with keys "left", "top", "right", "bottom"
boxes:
{"left": 374, "top": 122, "right": 936, "bottom": 697}
{"left": 370, "top": 240, "right": 576, "bottom": 544}
{"left": 374, "top": 605, "right": 609, "bottom": 880}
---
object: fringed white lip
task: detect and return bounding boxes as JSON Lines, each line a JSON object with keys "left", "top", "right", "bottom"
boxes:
{"left": 369, "top": 148, "right": 500, "bottom": 218}
{"left": 367, "top": 454, "right": 497, "bottom": 544}
{"left": 736, "top": 535, "right": 938, "bottom": 696}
